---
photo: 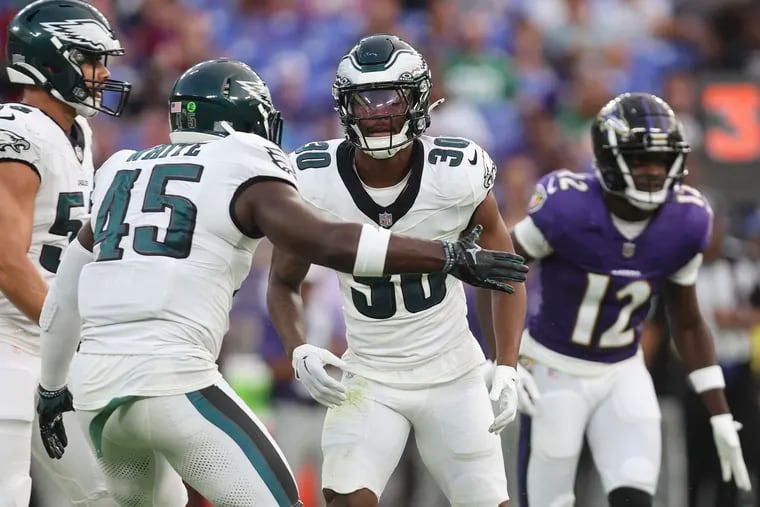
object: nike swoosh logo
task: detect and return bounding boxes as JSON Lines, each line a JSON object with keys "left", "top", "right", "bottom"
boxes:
{"left": 0, "top": 114, "right": 15, "bottom": 121}
{"left": 468, "top": 149, "right": 478, "bottom": 165}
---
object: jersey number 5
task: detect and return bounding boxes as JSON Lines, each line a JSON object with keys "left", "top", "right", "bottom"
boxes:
{"left": 40, "top": 192, "right": 85, "bottom": 273}
{"left": 93, "top": 163, "right": 204, "bottom": 261}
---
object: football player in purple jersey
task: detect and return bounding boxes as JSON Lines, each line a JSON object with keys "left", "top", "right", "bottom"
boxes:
{"left": 501, "top": 92, "right": 750, "bottom": 507}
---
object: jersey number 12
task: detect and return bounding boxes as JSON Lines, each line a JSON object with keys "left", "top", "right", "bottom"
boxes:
{"left": 571, "top": 273, "right": 652, "bottom": 348}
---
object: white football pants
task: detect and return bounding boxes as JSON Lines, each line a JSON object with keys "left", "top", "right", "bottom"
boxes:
{"left": 75, "top": 379, "right": 301, "bottom": 507}
{"left": 519, "top": 353, "right": 662, "bottom": 507}
{"left": 321, "top": 368, "right": 508, "bottom": 507}
{"left": 0, "top": 342, "right": 114, "bottom": 507}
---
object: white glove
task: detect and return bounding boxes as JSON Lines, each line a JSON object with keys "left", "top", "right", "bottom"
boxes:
{"left": 488, "top": 365, "right": 519, "bottom": 434}
{"left": 292, "top": 344, "right": 347, "bottom": 408}
{"left": 516, "top": 362, "right": 540, "bottom": 416}
{"left": 710, "top": 413, "right": 751, "bottom": 491}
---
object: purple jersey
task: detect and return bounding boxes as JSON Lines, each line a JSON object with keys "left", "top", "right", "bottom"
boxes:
{"left": 526, "top": 170, "right": 711, "bottom": 363}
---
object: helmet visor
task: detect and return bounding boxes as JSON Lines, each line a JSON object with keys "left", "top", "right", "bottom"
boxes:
{"left": 347, "top": 88, "right": 411, "bottom": 136}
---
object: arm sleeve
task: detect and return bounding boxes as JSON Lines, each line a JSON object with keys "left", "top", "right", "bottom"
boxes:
{"left": 668, "top": 253, "right": 703, "bottom": 286}
{"left": 39, "top": 239, "right": 94, "bottom": 390}
{"left": 668, "top": 192, "right": 712, "bottom": 286}
{"left": 513, "top": 216, "right": 554, "bottom": 259}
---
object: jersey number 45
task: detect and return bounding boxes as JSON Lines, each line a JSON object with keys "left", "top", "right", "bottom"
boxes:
{"left": 93, "top": 163, "right": 204, "bottom": 261}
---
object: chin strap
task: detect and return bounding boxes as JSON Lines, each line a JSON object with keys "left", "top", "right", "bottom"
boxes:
{"left": 429, "top": 97, "right": 445, "bottom": 113}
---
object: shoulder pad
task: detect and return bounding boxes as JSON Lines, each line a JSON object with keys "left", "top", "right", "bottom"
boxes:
{"left": 669, "top": 184, "right": 713, "bottom": 252}
{"left": 0, "top": 105, "right": 46, "bottom": 172}
{"left": 226, "top": 133, "right": 298, "bottom": 186}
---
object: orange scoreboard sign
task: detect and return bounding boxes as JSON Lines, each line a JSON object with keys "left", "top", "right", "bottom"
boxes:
{"left": 699, "top": 77, "right": 760, "bottom": 200}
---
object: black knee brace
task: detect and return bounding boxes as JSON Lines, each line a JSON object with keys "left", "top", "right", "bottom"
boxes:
{"left": 608, "top": 487, "right": 652, "bottom": 507}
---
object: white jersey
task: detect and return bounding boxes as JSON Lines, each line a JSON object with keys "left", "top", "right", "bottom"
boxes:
{"left": 0, "top": 104, "right": 93, "bottom": 353}
{"left": 73, "top": 132, "right": 297, "bottom": 408}
{"left": 290, "top": 136, "right": 495, "bottom": 385}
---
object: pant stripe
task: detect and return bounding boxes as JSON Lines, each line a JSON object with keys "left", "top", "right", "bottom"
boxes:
{"left": 187, "top": 385, "right": 300, "bottom": 507}
{"left": 518, "top": 414, "right": 532, "bottom": 507}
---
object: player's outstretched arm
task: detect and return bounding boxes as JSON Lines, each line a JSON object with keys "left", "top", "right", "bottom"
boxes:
{"left": 234, "top": 180, "right": 528, "bottom": 291}
{"left": 0, "top": 161, "right": 47, "bottom": 324}
{"left": 665, "top": 281, "right": 751, "bottom": 491}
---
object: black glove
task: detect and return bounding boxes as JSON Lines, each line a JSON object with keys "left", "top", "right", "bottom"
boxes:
{"left": 443, "top": 225, "right": 528, "bottom": 293}
{"left": 37, "top": 385, "right": 74, "bottom": 459}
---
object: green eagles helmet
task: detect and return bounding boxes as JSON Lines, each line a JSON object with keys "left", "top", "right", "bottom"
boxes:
{"left": 333, "top": 34, "right": 432, "bottom": 159}
{"left": 168, "top": 58, "right": 283, "bottom": 146}
{"left": 5, "top": 0, "right": 131, "bottom": 117}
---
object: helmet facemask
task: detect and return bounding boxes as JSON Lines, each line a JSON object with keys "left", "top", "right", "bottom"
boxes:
{"left": 52, "top": 46, "right": 131, "bottom": 117}
{"left": 253, "top": 99, "right": 283, "bottom": 146}
{"left": 595, "top": 124, "right": 690, "bottom": 210}
{"left": 340, "top": 86, "right": 421, "bottom": 159}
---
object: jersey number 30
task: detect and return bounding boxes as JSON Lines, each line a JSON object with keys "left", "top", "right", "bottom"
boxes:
{"left": 93, "top": 163, "right": 203, "bottom": 261}
{"left": 352, "top": 273, "right": 447, "bottom": 319}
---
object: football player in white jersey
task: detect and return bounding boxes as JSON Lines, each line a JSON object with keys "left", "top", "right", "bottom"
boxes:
{"left": 34, "top": 58, "right": 527, "bottom": 507}
{"left": 0, "top": 1, "right": 130, "bottom": 505}
{"left": 267, "top": 34, "right": 527, "bottom": 507}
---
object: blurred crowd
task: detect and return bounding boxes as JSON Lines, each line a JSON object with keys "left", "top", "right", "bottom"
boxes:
{"left": 3, "top": 0, "right": 760, "bottom": 506}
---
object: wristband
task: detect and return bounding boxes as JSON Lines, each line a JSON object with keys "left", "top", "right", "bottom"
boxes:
{"left": 353, "top": 224, "right": 391, "bottom": 276}
{"left": 442, "top": 241, "right": 456, "bottom": 272}
{"left": 689, "top": 365, "right": 725, "bottom": 393}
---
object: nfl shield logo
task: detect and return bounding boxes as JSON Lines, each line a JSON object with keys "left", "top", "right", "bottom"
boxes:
{"left": 378, "top": 212, "right": 393, "bottom": 228}
{"left": 622, "top": 242, "right": 636, "bottom": 258}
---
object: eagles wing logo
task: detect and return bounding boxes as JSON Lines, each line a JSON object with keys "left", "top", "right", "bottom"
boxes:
{"left": 236, "top": 80, "right": 271, "bottom": 103}
{"left": 39, "top": 19, "right": 112, "bottom": 50}
{"left": 0, "top": 129, "right": 31, "bottom": 154}
{"left": 265, "top": 147, "right": 295, "bottom": 177}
